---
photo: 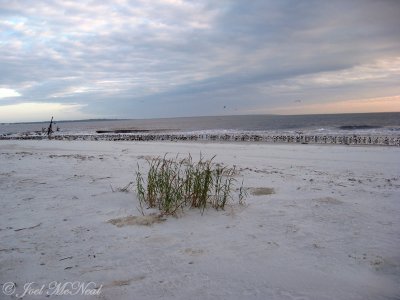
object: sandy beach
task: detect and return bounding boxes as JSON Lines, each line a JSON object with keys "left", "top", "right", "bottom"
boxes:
{"left": 1, "top": 140, "right": 399, "bottom": 300}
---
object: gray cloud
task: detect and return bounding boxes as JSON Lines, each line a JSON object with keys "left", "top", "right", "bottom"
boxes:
{"left": 0, "top": 0, "right": 399, "bottom": 120}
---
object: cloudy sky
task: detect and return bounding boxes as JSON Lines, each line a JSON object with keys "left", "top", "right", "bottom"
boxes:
{"left": 1, "top": 0, "right": 400, "bottom": 122}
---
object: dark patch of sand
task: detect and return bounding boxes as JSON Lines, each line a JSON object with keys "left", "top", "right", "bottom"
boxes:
{"left": 251, "top": 187, "right": 275, "bottom": 196}
{"left": 108, "top": 214, "right": 165, "bottom": 227}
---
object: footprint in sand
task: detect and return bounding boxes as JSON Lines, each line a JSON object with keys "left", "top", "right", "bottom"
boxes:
{"left": 285, "top": 224, "right": 299, "bottom": 234}
{"left": 106, "top": 276, "right": 146, "bottom": 288}
{"left": 266, "top": 241, "right": 280, "bottom": 250}
{"left": 348, "top": 253, "right": 389, "bottom": 270}
{"left": 183, "top": 248, "right": 205, "bottom": 256}
{"left": 313, "top": 197, "right": 343, "bottom": 205}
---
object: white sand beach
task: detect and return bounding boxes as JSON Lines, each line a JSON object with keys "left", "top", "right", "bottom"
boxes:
{"left": 1, "top": 140, "right": 399, "bottom": 300}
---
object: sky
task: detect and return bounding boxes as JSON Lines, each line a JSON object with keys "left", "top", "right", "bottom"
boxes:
{"left": 0, "top": 0, "right": 400, "bottom": 122}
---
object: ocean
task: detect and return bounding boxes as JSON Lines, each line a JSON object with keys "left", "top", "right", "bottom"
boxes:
{"left": 1, "top": 112, "right": 400, "bottom": 137}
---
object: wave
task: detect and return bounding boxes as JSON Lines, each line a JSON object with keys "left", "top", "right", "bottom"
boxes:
{"left": 339, "top": 125, "right": 382, "bottom": 130}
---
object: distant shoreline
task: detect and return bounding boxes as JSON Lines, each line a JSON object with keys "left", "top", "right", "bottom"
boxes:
{"left": 2, "top": 113, "right": 400, "bottom": 140}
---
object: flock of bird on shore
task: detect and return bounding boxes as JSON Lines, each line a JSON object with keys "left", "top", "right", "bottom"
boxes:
{"left": 1, "top": 132, "right": 399, "bottom": 146}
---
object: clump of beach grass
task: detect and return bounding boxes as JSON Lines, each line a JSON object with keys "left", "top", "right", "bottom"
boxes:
{"left": 135, "top": 154, "right": 246, "bottom": 215}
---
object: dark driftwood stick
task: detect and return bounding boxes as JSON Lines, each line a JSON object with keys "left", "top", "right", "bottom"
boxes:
{"left": 47, "top": 116, "right": 54, "bottom": 136}
{"left": 14, "top": 223, "right": 42, "bottom": 232}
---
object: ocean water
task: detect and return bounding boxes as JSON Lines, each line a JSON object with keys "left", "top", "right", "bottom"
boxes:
{"left": 1, "top": 112, "right": 400, "bottom": 136}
